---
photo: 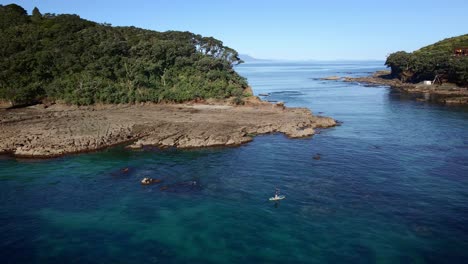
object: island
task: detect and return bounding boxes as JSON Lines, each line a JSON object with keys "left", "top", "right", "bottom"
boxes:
{"left": 0, "top": 4, "right": 335, "bottom": 158}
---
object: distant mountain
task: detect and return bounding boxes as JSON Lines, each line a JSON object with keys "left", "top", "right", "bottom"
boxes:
{"left": 239, "top": 54, "right": 269, "bottom": 62}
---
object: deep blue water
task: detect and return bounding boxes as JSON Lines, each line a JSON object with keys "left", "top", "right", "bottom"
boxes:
{"left": 1, "top": 61, "right": 468, "bottom": 263}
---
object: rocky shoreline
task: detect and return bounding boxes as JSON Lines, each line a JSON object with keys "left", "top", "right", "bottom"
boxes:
{"left": 341, "top": 71, "right": 468, "bottom": 105}
{"left": 0, "top": 99, "right": 336, "bottom": 158}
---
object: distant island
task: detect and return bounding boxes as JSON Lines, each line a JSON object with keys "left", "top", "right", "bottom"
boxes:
{"left": 238, "top": 54, "right": 270, "bottom": 62}
{"left": 0, "top": 4, "right": 336, "bottom": 158}
{"left": 338, "top": 34, "right": 468, "bottom": 104}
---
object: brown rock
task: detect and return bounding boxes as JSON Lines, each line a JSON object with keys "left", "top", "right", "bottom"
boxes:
{"left": 321, "top": 76, "right": 341, "bottom": 80}
{"left": 0, "top": 102, "right": 336, "bottom": 158}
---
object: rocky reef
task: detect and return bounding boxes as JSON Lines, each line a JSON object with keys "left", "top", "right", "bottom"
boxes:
{"left": 0, "top": 100, "right": 336, "bottom": 158}
{"left": 342, "top": 71, "right": 468, "bottom": 105}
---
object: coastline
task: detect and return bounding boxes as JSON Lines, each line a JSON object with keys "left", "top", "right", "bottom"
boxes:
{"left": 0, "top": 99, "right": 336, "bottom": 158}
{"left": 340, "top": 71, "right": 468, "bottom": 105}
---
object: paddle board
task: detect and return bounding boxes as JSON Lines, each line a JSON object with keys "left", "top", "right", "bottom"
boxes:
{"left": 269, "top": 195, "right": 285, "bottom": 201}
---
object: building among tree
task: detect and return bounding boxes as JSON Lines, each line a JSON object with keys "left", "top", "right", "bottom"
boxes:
{"left": 454, "top": 47, "right": 468, "bottom": 56}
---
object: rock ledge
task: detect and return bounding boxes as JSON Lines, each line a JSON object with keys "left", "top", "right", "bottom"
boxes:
{"left": 0, "top": 102, "right": 336, "bottom": 158}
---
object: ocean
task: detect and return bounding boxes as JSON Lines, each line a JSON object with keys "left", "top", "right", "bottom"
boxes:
{"left": 1, "top": 61, "right": 468, "bottom": 263}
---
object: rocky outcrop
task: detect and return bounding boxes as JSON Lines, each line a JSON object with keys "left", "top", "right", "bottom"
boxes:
{"left": 342, "top": 71, "right": 412, "bottom": 88}
{"left": 341, "top": 71, "right": 468, "bottom": 105}
{"left": 0, "top": 102, "right": 336, "bottom": 158}
{"left": 321, "top": 76, "right": 341, "bottom": 81}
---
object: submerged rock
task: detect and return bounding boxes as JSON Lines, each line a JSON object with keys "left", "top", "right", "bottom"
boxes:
{"left": 159, "top": 180, "right": 201, "bottom": 193}
{"left": 141, "top": 177, "right": 161, "bottom": 185}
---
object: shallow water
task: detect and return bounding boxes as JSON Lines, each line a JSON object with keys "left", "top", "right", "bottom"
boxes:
{"left": 1, "top": 61, "right": 468, "bottom": 263}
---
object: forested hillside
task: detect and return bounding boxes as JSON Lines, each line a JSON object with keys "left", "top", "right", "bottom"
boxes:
{"left": 385, "top": 34, "right": 468, "bottom": 86}
{"left": 0, "top": 4, "right": 248, "bottom": 106}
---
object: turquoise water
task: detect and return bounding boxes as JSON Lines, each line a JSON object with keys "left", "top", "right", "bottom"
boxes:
{"left": 1, "top": 61, "right": 468, "bottom": 263}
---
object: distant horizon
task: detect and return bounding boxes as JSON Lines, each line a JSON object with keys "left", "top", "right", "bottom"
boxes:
{"left": 2, "top": 0, "right": 467, "bottom": 60}
{"left": 239, "top": 54, "right": 386, "bottom": 62}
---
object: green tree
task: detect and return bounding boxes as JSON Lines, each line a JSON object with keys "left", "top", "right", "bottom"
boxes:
{"left": 0, "top": 4, "right": 29, "bottom": 30}
{"left": 386, "top": 34, "right": 468, "bottom": 85}
{"left": 31, "top": 7, "right": 42, "bottom": 23}
{"left": 0, "top": 4, "right": 248, "bottom": 106}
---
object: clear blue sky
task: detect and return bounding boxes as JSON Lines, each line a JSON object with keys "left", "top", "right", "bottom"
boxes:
{"left": 3, "top": 0, "right": 468, "bottom": 60}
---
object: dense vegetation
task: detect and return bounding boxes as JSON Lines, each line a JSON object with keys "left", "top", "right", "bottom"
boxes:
{"left": 385, "top": 34, "right": 468, "bottom": 86}
{"left": 0, "top": 4, "right": 248, "bottom": 106}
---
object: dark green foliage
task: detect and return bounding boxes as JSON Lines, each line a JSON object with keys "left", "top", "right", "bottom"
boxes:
{"left": 0, "top": 4, "right": 247, "bottom": 105}
{"left": 0, "top": 4, "right": 28, "bottom": 30}
{"left": 31, "top": 7, "right": 42, "bottom": 23}
{"left": 385, "top": 51, "right": 412, "bottom": 80}
{"left": 418, "top": 34, "right": 468, "bottom": 54}
{"left": 385, "top": 34, "right": 468, "bottom": 86}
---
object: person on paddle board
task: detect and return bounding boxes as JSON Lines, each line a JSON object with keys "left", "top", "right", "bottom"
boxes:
{"left": 275, "top": 188, "right": 280, "bottom": 199}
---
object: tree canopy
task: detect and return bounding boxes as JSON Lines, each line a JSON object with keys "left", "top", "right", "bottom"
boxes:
{"left": 0, "top": 4, "right": 248, "bottom": 105}
{"left": 385, "top": 34, "right": 468, "bottom": 86}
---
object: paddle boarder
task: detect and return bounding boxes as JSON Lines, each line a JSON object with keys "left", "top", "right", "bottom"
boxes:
{"left": 275, "top": 188, "right": 280, "bottom": 199}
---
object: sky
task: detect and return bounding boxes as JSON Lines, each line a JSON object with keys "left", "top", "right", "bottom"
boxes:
{"left": 2, "top": 0, "right": 468, "bottom": 60}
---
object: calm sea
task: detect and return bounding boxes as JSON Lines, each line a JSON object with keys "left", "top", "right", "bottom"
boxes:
{"left": 1, "top": 61, "right": 467, "bottom": 263}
